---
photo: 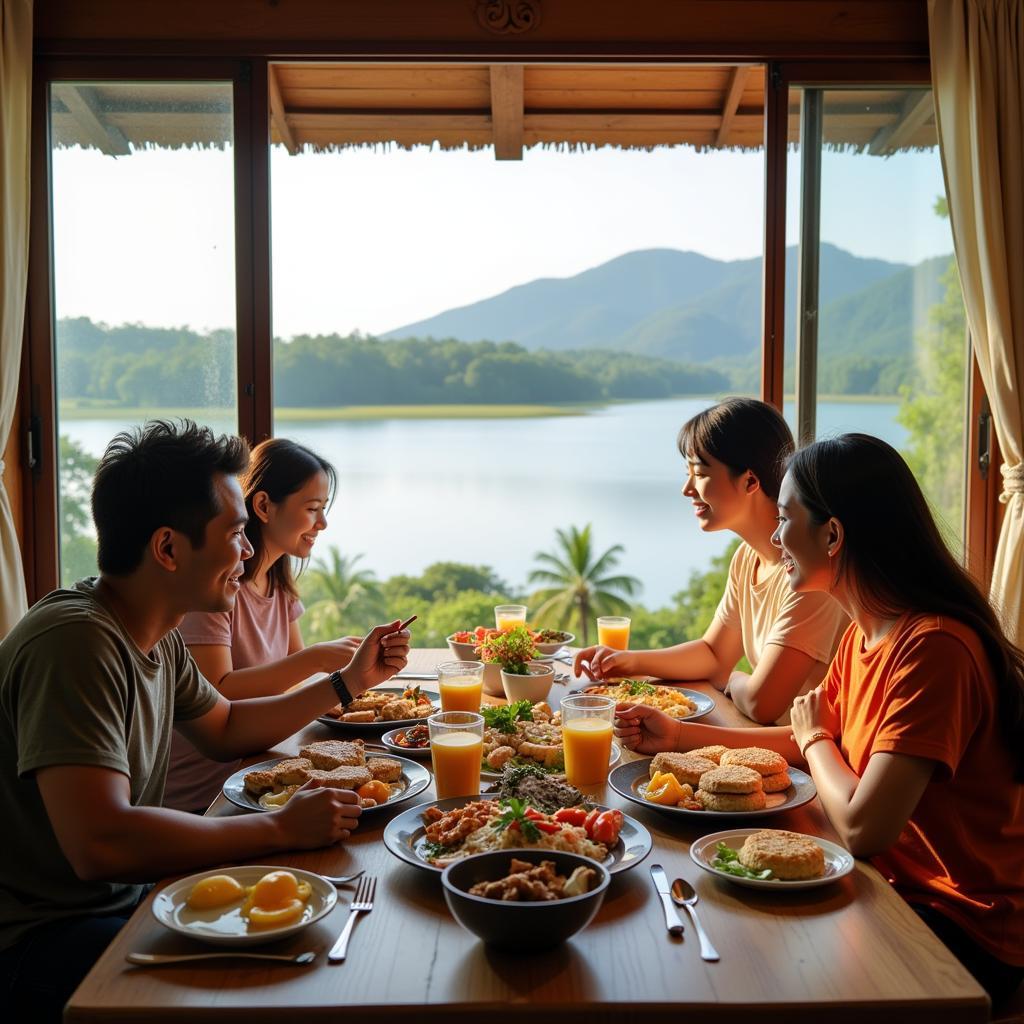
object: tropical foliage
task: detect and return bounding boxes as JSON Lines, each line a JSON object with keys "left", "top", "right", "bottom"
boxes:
{"left": 526, "top": 524, "right": 641, "bottom": 645}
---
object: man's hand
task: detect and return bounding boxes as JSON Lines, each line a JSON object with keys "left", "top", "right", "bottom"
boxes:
{"left": 344, "top": 620, "right": 411, "bottom": 694}
{"left": 574, "top": 645, "right": 639, "bottom": 681}
{"left": 612, "top": 702, "right": 681, "bottom": 755}
{"left": 272, "top": 780, "right": 363, "bottom": 848}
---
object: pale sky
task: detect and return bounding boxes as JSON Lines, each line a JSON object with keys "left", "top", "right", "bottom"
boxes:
{"left": 51, "top": 141, "right": 953, "bottom": 338}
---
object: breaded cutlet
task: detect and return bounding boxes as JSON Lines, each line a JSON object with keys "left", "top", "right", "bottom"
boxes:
{"left": 761, "top": 770, "right": 792, "bottom": 793}
{"left": 299, "top": 739, "right": 366, "bottom": 769}
{"left": 696, "top": 789, "right": 768, "bottom": 812}
{"left": 649, "top": 752, "right": 717, "bottom": 787}
{"left": 306, "top": 765, "right": 372, "bottom": 790}
{"left": 689, "top": 744, "right": 729, "bottom": 764}
{"left": 244, "top": 757, "right": 313, "bottom": 795}
{"left": 366, "top": 757, "right": 403, "bottom": 783}
{"left": 698, "top": 765, "right": 763, "bottom": 794}
{"left": 739, "top": 829, "right": 825, "bottom": 879}
{"left": 720, "top": 746, "right": 788, "bottom": 776}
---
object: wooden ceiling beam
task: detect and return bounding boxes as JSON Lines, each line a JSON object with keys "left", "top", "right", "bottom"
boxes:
{"left": 868, "top": 89, "right": 933, "bottom": 154}
{"left": 268, "top": 64, "right": 298, "bottom": 154}
{"left": 58, "top": 86, "right": 130, "bottom": 156}
{"left": 715, "top": 66, "right": 751, "bottom": 147}
{"left": 489, "top": 65, "right": 524, "bottom": 160}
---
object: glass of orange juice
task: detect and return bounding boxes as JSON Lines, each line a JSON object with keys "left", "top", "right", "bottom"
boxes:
{"left": 597, "top": 615, "right": 631, "bottom": 650}
{"left": 428, "top": 711, "right": 484, "bottom": 799}
{"left": 437, "top": 661, "right": 484, "bottom": 713}
{"left": 560, "top": 694, "right": 615, "bottom": 788}
{"left": 494, "top": 604, "right": 527, "bottom": 631}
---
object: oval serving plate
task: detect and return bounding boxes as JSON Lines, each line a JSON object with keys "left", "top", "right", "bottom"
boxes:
{"left": 479, "top": 741, "right": 621, "bottom": 782}
{"left": 572, "top": 684, "right": 715, "bottom": 722}
{"left": 379, "top": 726, "right": 432, "bottom": 759}
{"left": 382, "top": 793, "right": 652, "bottom": 876}
{"left": 689, "top": 828, "right": 855, "bottom": 890}
{"left": 608, "top": 758, "right": 816, "bottom": 820}
{"left": 223, "top": 754, "right": 431, "bottom": 814}
{"left": 316, "top": 685, "right": 439, "bottom": 732}
{"left": 152, "top": 865, "right": 337, "bottom": 947}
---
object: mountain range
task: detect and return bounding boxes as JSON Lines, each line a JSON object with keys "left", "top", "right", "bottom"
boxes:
{"left": 383, "top": 243, "right": 951, "bottom": 373}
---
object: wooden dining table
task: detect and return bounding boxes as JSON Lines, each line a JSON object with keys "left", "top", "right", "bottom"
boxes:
{"left": 65, "top": 650, "right": 990, "bottom": 1023}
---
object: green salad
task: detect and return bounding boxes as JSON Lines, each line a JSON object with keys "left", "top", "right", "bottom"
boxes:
{"left": 710, "top": 842, "right": 774, "bottom": 880}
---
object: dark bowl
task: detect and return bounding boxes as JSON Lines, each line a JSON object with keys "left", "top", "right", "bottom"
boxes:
{"left": 441, "top": 849, "right": 610, "bottom": 951}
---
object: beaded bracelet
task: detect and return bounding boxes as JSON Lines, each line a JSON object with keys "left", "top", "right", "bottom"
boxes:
{"left": 800, "top": 728, "right": 834, "bottom": 758}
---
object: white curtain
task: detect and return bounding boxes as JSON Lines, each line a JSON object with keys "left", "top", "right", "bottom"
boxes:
{"left": 0, "top": 0, "right": 32, "bottom": 638}
{"left": 929, "top": 0, "right": 1024, "bottom": 646}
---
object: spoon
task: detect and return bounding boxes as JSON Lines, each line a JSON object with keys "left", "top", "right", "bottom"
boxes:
{"left": 319, "top": 868, "right": 365, "bottom": 887}
{"left": 670, "top": 878, "right": 720, "bottom": 961}
{"left": 127, "top": 950, "right": 316, "bottom": 967}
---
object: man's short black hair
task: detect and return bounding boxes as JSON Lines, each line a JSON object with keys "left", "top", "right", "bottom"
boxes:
{"left": 92, "top": 419, "right": 250, "bottom": 576}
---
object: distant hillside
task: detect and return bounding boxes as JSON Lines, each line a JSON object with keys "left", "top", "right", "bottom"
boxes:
{"left": 383, "top": 245, "right": 951, "bottom": 380}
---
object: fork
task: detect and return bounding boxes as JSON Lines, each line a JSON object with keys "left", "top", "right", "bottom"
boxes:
{"left": 327, "top": 875, "right": 376, "bottom": 963}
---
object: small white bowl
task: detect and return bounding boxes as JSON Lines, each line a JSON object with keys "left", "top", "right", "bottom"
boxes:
{"left": 533, "top": 632, "right": 575, "bottom": 656}
{"left": 446, "top": 635, "right": 481, "bottom": 661}
{"left": 481, "top": 661, "right": 504, "bottom": 697}
{"left": 501, "top": 662, "right": 555, "bottom": 703}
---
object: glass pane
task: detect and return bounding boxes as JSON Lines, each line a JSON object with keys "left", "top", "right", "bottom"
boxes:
{"left": 269, "top": 64, "right": 767, "bottom": 647}
{"left": 786, "top": 86, "right": 966, "bottom": 549}
{"left": 49, "top": 82, "right": 237, "bottom": 585}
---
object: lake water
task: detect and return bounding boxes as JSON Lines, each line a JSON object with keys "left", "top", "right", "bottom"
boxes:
{"left": 62, "top": 398, "right": 906, "bottom": 608}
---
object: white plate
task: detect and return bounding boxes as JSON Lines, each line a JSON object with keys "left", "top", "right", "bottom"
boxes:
{"left": 152, "top": 866, "right": 337, "bottom": 946}
{"left": 689, "top": 829, "right": 855, "bottom": 890}
{"left": 574, "top": 684, "right": 716, "bottom": 721}
{"left": 479, "top": 740, "right": 621, "bottom": 781}
{"left": 379, "top": 726, "right": 432, "bottom": 759}
{"left": 223, "top": 754, "right": 431, "bottom": 813}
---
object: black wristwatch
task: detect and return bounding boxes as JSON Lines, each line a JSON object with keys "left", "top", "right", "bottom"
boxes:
{"left": 328, "top": 670, "right": 355, "bottom": 707}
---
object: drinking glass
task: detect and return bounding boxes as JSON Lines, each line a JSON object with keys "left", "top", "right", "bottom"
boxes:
{"left": 494, "top": 604, "right": 528, "bottom": 631}
{"left": 560, "top": 694, "right": 616, "bottom": 788}
{"left": 437, "top": 660, "right": 484, "bottom": 713}
{"left": 428, "top": 711, "right": 484, "bottom": 799}
{"left": 597, "top": 615, "right": 631, "bottom": 650}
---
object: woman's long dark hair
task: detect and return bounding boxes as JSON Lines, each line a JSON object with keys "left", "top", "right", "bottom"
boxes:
{"left": 678, "top": 397, "right": 794, "bottom": 501}
{"left": 239, "top": 438, "right": 337, "bottom": 600}
{"left": 787, "top": 433, "right": 1024, "bottom": 779}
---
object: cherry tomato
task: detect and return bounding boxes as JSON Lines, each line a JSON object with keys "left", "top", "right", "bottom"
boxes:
{"left": 554, "top": 807, "right": 588, "bottom": 827}
{"left": 583, "top": 808, "right": 602, "bottom": 838}
{"left": 591, "top": 809, "right": 623, "bottom": 845}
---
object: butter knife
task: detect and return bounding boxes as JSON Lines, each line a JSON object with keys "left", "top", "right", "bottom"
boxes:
{"left": 650, "top": 864, "right": 685, "bottom": 936}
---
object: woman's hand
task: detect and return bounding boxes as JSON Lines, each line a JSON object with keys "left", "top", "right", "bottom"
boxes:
{"left": 574, "top": 645, "right": 639, "bottom": 681}
{"left": 612, "top": 703, "right": 681, "bottom": 755}
{"left": 313, "top": 636, "right": 362, "bottom": 674}
{"left": 789, "top": 687, "right": 840, "bottom": 751}
{"left": 344, "top": 621, "right": 411, "bottom": 694}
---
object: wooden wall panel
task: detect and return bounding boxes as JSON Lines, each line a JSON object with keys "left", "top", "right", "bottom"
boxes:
{"left": 35, "top": 1, "right": 928, "bottom": 60}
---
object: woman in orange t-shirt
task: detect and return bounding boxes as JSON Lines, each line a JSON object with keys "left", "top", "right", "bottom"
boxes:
{"left": 615, "top": 434, "right": 1024, "bottom": 1005}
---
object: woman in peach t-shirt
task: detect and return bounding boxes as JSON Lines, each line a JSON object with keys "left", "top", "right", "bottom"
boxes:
{"left": 616, "top": 435, "right": 1024, "bottom": 1005}
{"left": 164, "top": 438, "right": 361, "bottom": 812}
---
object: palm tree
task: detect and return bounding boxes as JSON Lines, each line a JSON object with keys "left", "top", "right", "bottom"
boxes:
{"left": 528, "top": 524, "right": 641, "bottom": 644}
{"left": 301, "top": 548, "right": 386, "bottom": 641}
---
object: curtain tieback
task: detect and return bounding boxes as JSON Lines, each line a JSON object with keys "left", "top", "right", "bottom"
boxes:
{"left": 1000, "top": 462, "right": 1024, "bottom": 503}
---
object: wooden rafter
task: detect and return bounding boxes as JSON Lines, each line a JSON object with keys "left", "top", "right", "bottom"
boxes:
{"left": 489, "top": 65, "right": 524, "bottom": 160}
{"left": 868, "top": 89, "right": 932, "bottom": 154}
{"left": 59, "top": 86, "right": 130, "bottom": 156}
{"left": 715, "top": 66, "right": 750, "bottom": 147}
{"left": 268, "top": 64, "right": 298, "bottom": 154}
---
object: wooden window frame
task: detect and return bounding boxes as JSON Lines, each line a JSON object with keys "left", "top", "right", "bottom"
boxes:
{"left": 22, "top": 53, "right": 1000, "bottom": 600}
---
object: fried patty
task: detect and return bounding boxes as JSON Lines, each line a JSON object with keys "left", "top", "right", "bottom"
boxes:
{"left": 688, "top": 744, "right": 729, "bottom": 764}
{"left": 720, "top": 746, "right": 788, "bottom": 776}
{"left": 698, "top": 764, "right": 763, "bottom": 794}
{"left": 762, "top": 770, "right": 792, "bottom": 793}
{"left": 299, "top": 739, "right": 366, "bottom": 769}
{"left": 243, "top": 757, "right": 313, "bottom": 795}
{"left": 649, "top": 752, "right": 717, "bottom": 787}
{"left": 366, "top": 756, "right": 403, "bottom": 783}
{"left": 306, "top": 765, "right": 372, "bottom": 790}
{"left": 738, "top": 829, "right": 825, "bottom": 879}
{"left": 696, "top": 789, "right": 768, "bottom": 812}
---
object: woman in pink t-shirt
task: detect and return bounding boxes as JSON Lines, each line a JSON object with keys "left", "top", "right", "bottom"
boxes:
{"left": 164, "top": 438, "right": 361, "bottom": 812}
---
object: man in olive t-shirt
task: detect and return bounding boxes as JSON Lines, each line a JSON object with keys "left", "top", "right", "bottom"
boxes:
{"left": 0, "top": 421, "right": 412, "bottom": 1023}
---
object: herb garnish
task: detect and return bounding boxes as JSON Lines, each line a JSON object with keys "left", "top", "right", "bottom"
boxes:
{"left": 710, "top": 842, "right": 773, "bottom": 880}
{"left": 624, "top": 679, "right": 657, "bottom": 696}
{"left": 492, "top": 798, "right": 542, "bottom": 842}
{"left": 481, "top": 699, "right": 534, "bottom": 734}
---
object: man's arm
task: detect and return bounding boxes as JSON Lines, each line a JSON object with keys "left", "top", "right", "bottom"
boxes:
{"left": 178, "top": 620, "right": 410, "bottom": 760}
{"left": 36, "top": 765, "right": 361, "bottom": 882}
